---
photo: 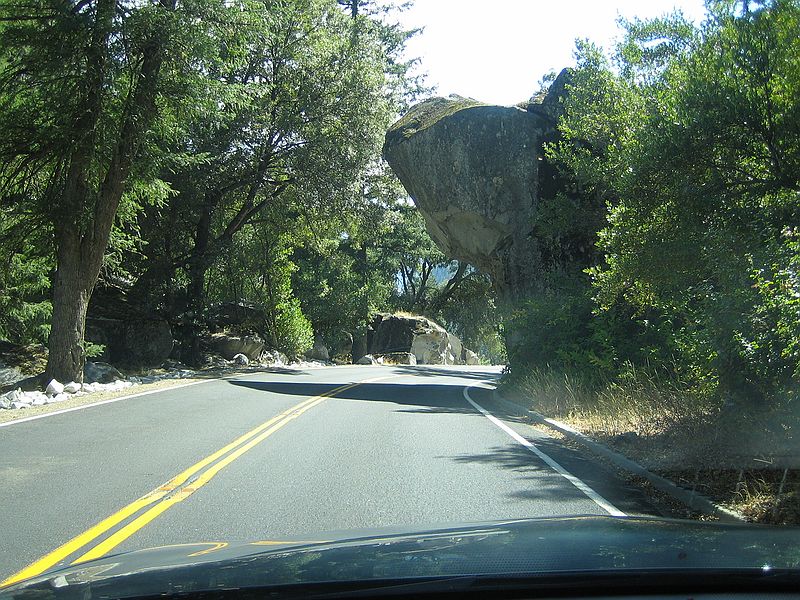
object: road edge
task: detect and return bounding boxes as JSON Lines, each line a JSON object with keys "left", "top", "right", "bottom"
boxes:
{"left": 491, "top": 388, "right": 745, "bottom": 523}
{"left": 0, "top": 364, "right": 376, "bottom": 428}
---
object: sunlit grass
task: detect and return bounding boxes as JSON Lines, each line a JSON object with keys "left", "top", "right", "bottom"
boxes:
{"left": 503, "top": 366, "right": 800, "bottom": 524}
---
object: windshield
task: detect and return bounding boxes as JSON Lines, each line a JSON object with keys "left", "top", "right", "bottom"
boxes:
{"left": 0, "top": 0, "right": 798, "bottom": 594}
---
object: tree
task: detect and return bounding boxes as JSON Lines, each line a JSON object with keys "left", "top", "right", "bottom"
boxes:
{"left": 549, "top": 0, "right": 800, "bottom": 404}
{"left": 0, "top": 0, "right": 183, "bottom": 381}
{"left": 127, "top": 0, "right": 419, "bottom": 363}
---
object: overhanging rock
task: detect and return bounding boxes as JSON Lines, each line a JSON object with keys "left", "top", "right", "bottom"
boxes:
{"left": 383, "top": 95, "right": 552, "bottom": 304}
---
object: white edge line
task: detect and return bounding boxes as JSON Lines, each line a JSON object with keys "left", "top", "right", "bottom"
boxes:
{"left": 463, "top": 384, "right": 626, "bottom": 517}
{"left": 0, "top": 379, "right": 215, "bottom": 429}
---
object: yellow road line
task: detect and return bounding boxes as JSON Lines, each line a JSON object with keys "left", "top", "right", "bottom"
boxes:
{"left": 72, "top": 392, "right": 339, "bottom": 563}
{"left": 0, "top": 381, "right": 364, "bottom": 588}
{"left": 187, "top": 542, "right": 228, "bottom": 557}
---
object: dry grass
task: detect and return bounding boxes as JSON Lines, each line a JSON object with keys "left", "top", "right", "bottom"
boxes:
{"left": 504, "top": 366, "right": 800, "bottom": 523}
{"left": 508, "top": 366, "right": 717, "bottom": 439}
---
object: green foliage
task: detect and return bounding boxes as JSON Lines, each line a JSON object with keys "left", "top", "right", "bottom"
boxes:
{"left": 205, "top": 217, "right": 315, "bottom": 359}
{"left": 0, "top": 210, "right": 53, "bottom": 344}
{"left": 83, "top": 341, "right": 106, "bottom": 359}
{"left": 432, "top": 270, "right": 505, "bottom": 364}
{"left": 0, "top": 252, "right": 52, "bottom": 344}
{"left": 544, "top": 0, "right": 800, "bottom": 406}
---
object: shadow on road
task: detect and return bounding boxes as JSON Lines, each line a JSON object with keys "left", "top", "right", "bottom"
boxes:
{"left": 388, "top": 366, "right": 501, "bottom": 381}
{"left": 447, "top": 442, "right": 658, "bottom": 515}
{"left": 225, "top": 379, "right": 525, "bottom": 423}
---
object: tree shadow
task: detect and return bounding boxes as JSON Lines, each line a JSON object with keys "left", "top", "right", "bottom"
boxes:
{"left": 446, "top": 442, "right": 657, "bottom": 515}
{"left": 388, "top": 365, "right": 502, "bottom": 381}
{"left": 226, "top": 379, "right": 522, "bottom": 421}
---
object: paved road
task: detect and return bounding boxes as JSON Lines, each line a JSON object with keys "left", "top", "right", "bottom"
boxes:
{"left": 0, "top": 365, "right": 657, "bottom": 583}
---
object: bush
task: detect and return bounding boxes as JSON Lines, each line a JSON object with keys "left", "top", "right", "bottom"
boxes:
{"left": 272, "top": 297, "right": 314, "bottom": 360}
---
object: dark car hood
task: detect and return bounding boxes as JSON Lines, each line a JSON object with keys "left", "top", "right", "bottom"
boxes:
{"left": 3, "top": 516, "right": 800, "bottom": 598}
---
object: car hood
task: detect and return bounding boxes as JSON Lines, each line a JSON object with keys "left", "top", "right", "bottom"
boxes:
{"left": 3, "top": 516, "right": 800, "bottom": 598}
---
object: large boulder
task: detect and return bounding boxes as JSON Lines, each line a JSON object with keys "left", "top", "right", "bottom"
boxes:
{"left": 86, "top": 283, "right": 174, "bottom": 366}
{"left": 409, "top": 332, "right": 450, "bottom": 365}
{"left": 464, "top": 348, "right": 481, "bottom": 365}
{"left": 369, "top": 314, "right": 461, "bottom": 365}
{"left": 447, "top": 333, "right": 463, "bottom": 365}
{"left": 356, "top": 354, "right": 378, "bottom": 365}
{"left": 375, "top": 352, "right": 417, "bottom": 365}
{"left": 305, "top": 333, "right": 330, "bottom": 362}
{"left": 122, "top": 319, "right": 174, "bottom": 365}
{"left": 86, "top": 316, "right": 173, "bottom": 366}
{"left": 84, "top": 361, "right": 124, "bottom": 384}
{"left": 209, "top": 332, "right": 264, "bottom": 360}
{"left": 383, "top": 96, "right": 547, "bottom": 304}
{"left": 0, "top": 362, "right": 23, "bottom": 388}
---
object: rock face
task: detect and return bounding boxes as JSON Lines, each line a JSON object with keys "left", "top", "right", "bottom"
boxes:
{"left": 210, "top": 332, "right": 265, "bottom": 360}
{"left": 305, "top": 333, "right": 330, "bottom": 362}
{"left": 368, "top": 313, "right": 463, "bottom": 365}
{"left": 383, "top": 71, "right": 574, "bottom": 306}
{"left": 384, "top": 96, "right": 550, "bottom": 304}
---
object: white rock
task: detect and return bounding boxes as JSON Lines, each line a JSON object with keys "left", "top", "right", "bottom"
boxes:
{"left": 3, "top": 389, "right": 24, "bottom": 405}
{"left": 10, "top": 401, "right": 31, "bottom": 409}
{"left": 23, "top": 390, "right": 47, "bottom": 404}
{"left": 82, "top": 382, "right": 99, "bottom": 393}
{"left": 63, "top": 381, "right": 81, "bottom": 394}
{"left": 31, "top": 396, "right": 48, "bottom": 406}
{"left": 100, "top": 380, "right": 132, "bottom": 392}
{"left": 50, "top": 393, "right": 69, "bottom": 403}
{"left": 46, "top": 379, "right": 65, "bottom": 397}
{"left": 356, "top": 354, "right": 378, "bottom": 365}
{"left": 0, "top": 397, "right": 10, "bottom": 410}
{"left": 233, "top": 353, "right": 249, "bottom": 366}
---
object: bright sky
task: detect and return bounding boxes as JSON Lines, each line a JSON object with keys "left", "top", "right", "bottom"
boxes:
{"left": 395, "top": 0, "right": 708, "bottom": 105}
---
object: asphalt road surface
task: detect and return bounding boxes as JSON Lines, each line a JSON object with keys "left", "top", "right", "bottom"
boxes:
{"left": 0, "top": 365, "right": 658, "bottom": 585}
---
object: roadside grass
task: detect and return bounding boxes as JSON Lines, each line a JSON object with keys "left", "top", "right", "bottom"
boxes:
{"left": 503, "top": 366, "right": 800, "bottom": 524}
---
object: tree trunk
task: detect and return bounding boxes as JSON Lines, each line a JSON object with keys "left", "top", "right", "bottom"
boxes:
{"left": 351, "top": 245, "right": 369, "bottom": 363}
{"left": 45, "top": 236, "right": 92, "bottom": 383}
{"left": 42, "top": 1, "right": 171, "bottom": 382}
{"left": 182, "top": 198, "right": 214, "bottom": 365}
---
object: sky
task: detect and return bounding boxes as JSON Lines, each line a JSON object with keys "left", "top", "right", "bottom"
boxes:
{"left": 395, "top": 0, "right": 708, "bottom": 106}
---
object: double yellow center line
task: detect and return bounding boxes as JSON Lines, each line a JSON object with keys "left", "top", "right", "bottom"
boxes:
{"left": 2, "top": 377, "right": 387, "bottom": 588}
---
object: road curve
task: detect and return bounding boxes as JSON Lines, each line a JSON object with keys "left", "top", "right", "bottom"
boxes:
{"left": 0, "top": 365, "right": 657, "bottom": 583}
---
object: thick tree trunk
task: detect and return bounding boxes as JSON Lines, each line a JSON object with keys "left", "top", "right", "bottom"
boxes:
{"left": 45, "top": 238, "right": 93, "bottom": 383}
{"left": 42, "top": 4, "right": 170, "bottom": 383}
